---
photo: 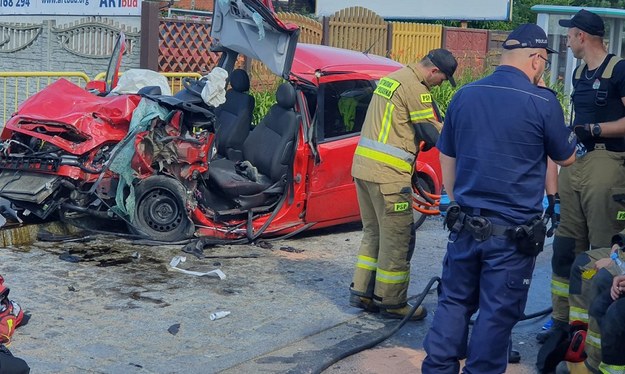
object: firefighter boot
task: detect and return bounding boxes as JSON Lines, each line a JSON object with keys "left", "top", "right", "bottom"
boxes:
{"left": 537, "top": 319, "right": 569, "bottom": 344}
{"left": 381, "top": 303, "right": 427, "bottom": 321}
{"left": 349, "top": 294, "right": 380, "bottom": 313}
{"left": 555, "top": 361, "right": 592, "bottom": 374}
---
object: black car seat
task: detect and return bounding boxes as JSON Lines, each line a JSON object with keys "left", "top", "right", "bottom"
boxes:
{"left": 208, "top": 82, "right": 298, "bottom": 209}
{"left": 213, "top": 69, "right": 255, "bottom": 159}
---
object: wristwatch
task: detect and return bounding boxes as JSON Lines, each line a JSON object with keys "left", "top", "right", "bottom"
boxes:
{"left": 591, "top": 123, "right": 602, "bottom": 137}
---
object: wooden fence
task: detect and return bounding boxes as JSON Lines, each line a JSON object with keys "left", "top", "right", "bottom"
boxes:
{"left": 155, "top": 6, "right": 500, "bottom": 90}
{"left": 390, "top": 22, "right": 442, "bottom": 65}
{"left": 326, "top": 7, "right": 389, "bottom": 57}
{"left": 158, "top": 17, "right": 217, "bottom": 73}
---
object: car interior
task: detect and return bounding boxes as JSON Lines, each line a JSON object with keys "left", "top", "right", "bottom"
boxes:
{"left": 213, "top": 69, "right": 255, "bottom": 160}
{"left": 200, "top": 82, "right": 299, "bottom": 216}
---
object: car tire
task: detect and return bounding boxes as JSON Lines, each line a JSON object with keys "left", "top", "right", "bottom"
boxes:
{"left": 130, "top": 176, "right": 195, "bottom": 242}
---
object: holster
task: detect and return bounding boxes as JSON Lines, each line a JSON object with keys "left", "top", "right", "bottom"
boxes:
{"left": 444, "top": 202, "right": 464, "bottom": 233}
{"left": 509, "top": 216, "right": 546, "bottom": 256}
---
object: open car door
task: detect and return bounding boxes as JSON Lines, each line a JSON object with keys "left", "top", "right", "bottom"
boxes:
{"left": 210, "top": 0, "right": 300, "bottom": 79}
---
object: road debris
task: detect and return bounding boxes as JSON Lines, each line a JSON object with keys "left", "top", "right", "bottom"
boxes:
{"left": 168, "top": 256, "right": 226, "bottom": 279}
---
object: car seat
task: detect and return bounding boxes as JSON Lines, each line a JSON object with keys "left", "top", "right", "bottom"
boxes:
{"left": 213, "top": 69, "right": 255, "bottom": 160}
{"left": 208, "top": 82, "right": 298, "bottom": 209}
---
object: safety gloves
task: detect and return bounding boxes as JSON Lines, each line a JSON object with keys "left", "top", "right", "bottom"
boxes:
{"left": 414, "top": 123, "right": 440, "bottom": 152}
{"left": 573, "top": 123, "right": 601, "bottom": 142}
{"left": 544, "top": 193, "right": 560, "bottom": 237}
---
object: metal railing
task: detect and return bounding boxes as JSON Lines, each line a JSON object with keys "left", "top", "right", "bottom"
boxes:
{"left": 1, "top": 72, "right": 91, "bottom": 125}
{"left": 1, "top": 71, "right": 203, "bottom": 126}
{"left": 93, "top": 71, "right": 203, "bottom": 94}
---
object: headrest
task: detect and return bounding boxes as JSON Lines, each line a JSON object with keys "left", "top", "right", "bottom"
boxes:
{"left": 230, "top": 69, "right": 250, "bottom": 92}
{"left": 276, "top": 83, "right": 295, "bottom": 109}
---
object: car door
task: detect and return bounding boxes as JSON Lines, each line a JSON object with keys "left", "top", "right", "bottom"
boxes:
{"left": 304, "top": 79, "right": 375, "bottom": 225}
{"left": 210, "top": 0, "right": 299, "bottom": 79}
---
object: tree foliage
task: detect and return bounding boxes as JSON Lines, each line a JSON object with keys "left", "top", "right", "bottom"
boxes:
{"left": 433, "top": 0, "right": 625, "bottom": 30}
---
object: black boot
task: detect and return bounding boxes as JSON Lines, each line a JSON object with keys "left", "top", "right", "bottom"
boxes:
{"left": 508, "top": 337, "right": 521, "bottom": 363}
{"left": 536, "top": 319, "right": 569, "bottom": 344}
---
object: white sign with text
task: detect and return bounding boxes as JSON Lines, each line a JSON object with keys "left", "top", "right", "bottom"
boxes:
{"left": 0, "top": 0, "right": 141, "bottom": 16}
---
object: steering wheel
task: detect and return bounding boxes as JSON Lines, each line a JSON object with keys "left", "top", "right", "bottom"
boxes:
{"left": 182, "top": 77, "right": 206, "bottom": 98}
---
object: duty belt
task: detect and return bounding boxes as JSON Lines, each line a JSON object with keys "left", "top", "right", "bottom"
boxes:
{"left": 584, "top": 142, "right": 625, "bottom": 153}
{"left": 457, "top": 209, "right": 514, "bottom": 242}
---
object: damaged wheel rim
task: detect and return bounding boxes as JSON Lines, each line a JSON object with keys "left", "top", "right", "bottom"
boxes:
{"left": 141, "top": 189, "right": 183, "bottom": 232}
{"left": 130, "top": 175, "right": 193, "bottom": 242}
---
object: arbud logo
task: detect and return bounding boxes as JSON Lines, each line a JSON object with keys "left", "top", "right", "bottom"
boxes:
{"left": 99, "top": 0, "right": 137, "bottom": 7}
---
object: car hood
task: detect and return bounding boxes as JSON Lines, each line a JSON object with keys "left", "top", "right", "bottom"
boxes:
{"left": 211, "top": 0, "right": 300, "bottom": 79}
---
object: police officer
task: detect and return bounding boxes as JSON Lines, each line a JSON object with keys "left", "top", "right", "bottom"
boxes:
{"left": 542, "top": 9, "right": 625, "bottom": 346}
{"left": 422, "top": 24, "right": 576, "bottom": 373}
{"left": 349, "top": 48, "right": 457, "bottom": 319}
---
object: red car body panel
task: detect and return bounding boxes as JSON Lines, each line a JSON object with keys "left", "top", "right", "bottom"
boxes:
{"left": 5, "top": 79, "right": 140, "bottom": 156}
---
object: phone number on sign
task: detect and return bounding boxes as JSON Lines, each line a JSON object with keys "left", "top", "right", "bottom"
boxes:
{"left": 0, "top": 0, "right": 30, "bottom": 6}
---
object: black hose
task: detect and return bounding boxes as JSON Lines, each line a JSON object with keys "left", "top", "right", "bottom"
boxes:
{"left": 520, "top": 306, "right": 552, "bottom": 321}
{"left": 314, "top": 276, "right": 551, "bottom": 373}
{"left": 313, "top": 276, "right": 441, "bottom": 374}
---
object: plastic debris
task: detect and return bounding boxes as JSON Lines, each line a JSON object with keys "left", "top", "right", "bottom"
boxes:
{"left": 168, "top": 256, "right": 226, "bottom": 279}
{"left": 168, "top": 323, "right": 180, "bottom": 335}
{"left": 209, "top": 311, "right": 231, "bottom": 321}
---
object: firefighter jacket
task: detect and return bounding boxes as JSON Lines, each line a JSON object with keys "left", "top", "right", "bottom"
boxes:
{"left": 352, "top": 63, "right": 442, "bottom": 183}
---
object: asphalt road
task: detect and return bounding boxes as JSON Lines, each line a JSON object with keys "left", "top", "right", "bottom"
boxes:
{"left": 1, "top": 217, "right": 551, "bottom": 373}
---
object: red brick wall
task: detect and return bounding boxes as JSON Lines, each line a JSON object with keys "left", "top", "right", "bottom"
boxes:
{"left": 443, "top": 27, "right": 488, "bottom": 78}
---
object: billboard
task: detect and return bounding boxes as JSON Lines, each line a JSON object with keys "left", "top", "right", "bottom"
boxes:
{"left": 0, "top": 0, "right": 141, "bottom": 16}
{"left": 316, "top": 0, "right": 512, "bottom": 21}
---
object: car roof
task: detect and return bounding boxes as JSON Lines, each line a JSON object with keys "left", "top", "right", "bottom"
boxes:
{"left": 291, "top": 43, "right": 403, "bottom": 83}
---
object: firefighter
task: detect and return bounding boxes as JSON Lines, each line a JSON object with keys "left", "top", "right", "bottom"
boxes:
{"left": 597, "top": 274, "right": 625, "bottom": 373}
{"left": 541, "top": 9, "right": 625, "bottom": 346}
{"left": 422, "top": 24, "right": 576, "bottom": 373}
{"left": 349, "top": 48, "right": 457, "bottom": 319}
{"left": 564, "top": 234, "right": 625, "bottom": 372}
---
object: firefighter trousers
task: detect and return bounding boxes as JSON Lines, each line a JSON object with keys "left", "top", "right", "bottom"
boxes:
{"left": 570, "top": 249, "right": 617, "bottom": 371}
{"left": 551, "top": 150, "right": 625, "bottom": 323}
{"left": 597, "top": 297, "right": 625, "bottom": 373}
{"left": 350, "top": 178, "right": 414, "bottom": 309}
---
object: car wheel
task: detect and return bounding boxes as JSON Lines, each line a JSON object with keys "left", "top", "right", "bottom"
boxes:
{"left": 131, "top": 176, "right": 195, "bottom": 242}
{"left": 413, "top": 176, "right": 433, "bottom": 230}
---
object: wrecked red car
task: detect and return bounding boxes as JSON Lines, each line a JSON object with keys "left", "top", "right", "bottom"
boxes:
{"left": 0, "top": 0, "right": 441, "bottom": 243}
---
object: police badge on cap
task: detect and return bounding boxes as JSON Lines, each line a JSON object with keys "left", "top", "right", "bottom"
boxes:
{"left": 503, "top": 24, "right": 558, "bottom": 54}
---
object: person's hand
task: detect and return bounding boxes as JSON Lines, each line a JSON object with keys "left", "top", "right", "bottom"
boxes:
{"left": 544, "top": 194, "right": 560, "bottom": 237}
{"left": 610, "top": 275, "right": 625, "bottom": 300}
{"left": 595, "top": 257, "right": 614, "bottom": 270}
{"left": 573, "top": 124, "right": 592, "bottom": 142}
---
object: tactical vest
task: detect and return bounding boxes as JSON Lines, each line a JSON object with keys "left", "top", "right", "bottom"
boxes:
{"left": 572, "top": 54, "right": 625, "bottom": 151}
{"left": 573, "top": 54, "right": 624, "bottom": 123}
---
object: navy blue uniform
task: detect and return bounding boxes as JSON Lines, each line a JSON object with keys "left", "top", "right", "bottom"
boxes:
{"left": 422, "top": 65, "right": 576, "bottom": 373}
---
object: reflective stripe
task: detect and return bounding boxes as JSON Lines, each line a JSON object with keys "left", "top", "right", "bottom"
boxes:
{"left": 356, "top": 255, "right": 377, "bottom": 271}
{"left": 358, "top": 137, "right": 415, "bottom": 164}
{"left": 569, "top": 306, "right": 589, "bottom": 323}
{"left": 378, "top": 102, "right": 395, "bottom": 143}
{"left": 586, "top": 329, "right": 601, "bottom": 348}
{"left": 376, "top": 268, "right": 410, "bottom": 284}
{"left": 599, "top": 362, "right": 625, "bottom": 374}
{"left": 410, "top": 108, "right": 434, "bottom": 122}
{"left": 551, "top": 279, "right": 569, "bottom": 297}
{"left": 355, "top": 146, "right": 412, "bottom": 173}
